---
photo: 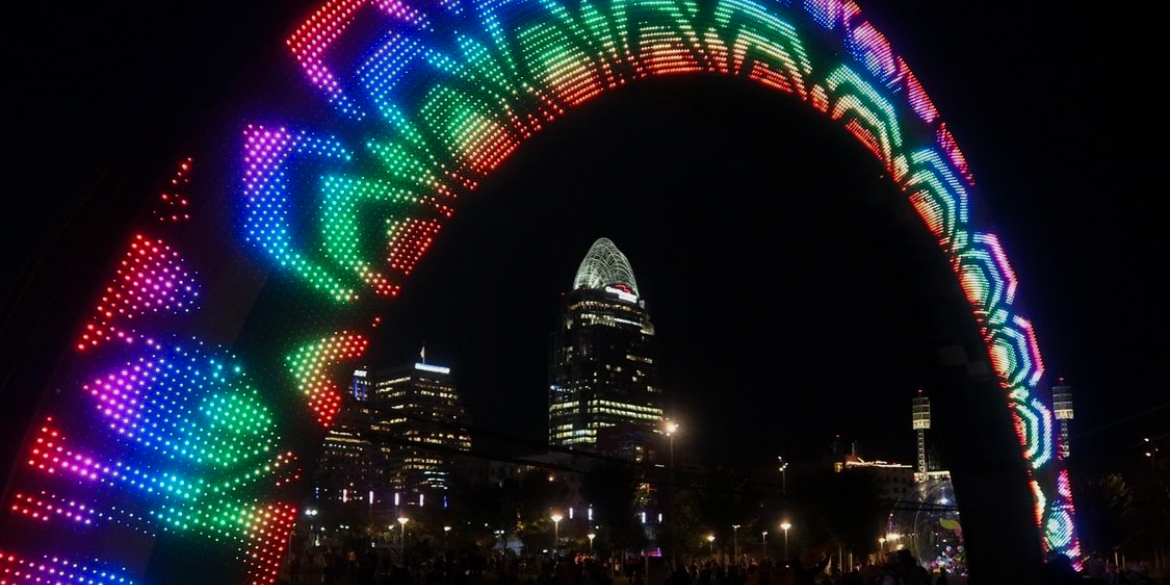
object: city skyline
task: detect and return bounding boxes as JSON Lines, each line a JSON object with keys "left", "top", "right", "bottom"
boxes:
{"left": 3, "top": 0, "right": 1162, "bottom": 514}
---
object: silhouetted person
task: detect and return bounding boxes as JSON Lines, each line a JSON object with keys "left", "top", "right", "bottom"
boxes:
{"left": 935, "top": 567, "right": 948, "bottom": 585}
{"left": 1039, "top": 552, "right": 1080, "bottom": 585}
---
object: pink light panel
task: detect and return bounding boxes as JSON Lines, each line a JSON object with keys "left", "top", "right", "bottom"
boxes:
{"left": 77, "top": 234, "right": 199, "bottom": 352}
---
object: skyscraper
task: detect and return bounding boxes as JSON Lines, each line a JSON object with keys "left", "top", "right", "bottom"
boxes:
{"left": 313, "top": 359, "right": 472, "bottom": 504}
{"left": 548, "top": 237, "right": 663, "bottom": 450}
{"left": 374, "top": 360, "right": 472, "bottom": 496}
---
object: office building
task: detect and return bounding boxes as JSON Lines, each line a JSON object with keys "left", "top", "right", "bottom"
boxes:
{"left": 548, "top": 237, "right": 663, "bottom": 450}
{"left": 374, "top": 360, "right": 472, "bottom": 496}
{"left": 314, "top": 359, "right": 472, "bottom": 504}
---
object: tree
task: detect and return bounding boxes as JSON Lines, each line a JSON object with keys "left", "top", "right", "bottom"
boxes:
{"left": 788, "top": 466, "right": 884, "bottom": 560}
{"left": 691, "top": 467, "right": 760, "bottom": 558}
{"left": 1074, "top": 472, "right": 1135, "bottom": 556}
{"left": 581, "top": 459, "right": 647, "bottom": 553}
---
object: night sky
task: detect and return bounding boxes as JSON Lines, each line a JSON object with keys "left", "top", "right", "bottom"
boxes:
{"left": 3, "top": 1, "right": 1164, "bottom": 479}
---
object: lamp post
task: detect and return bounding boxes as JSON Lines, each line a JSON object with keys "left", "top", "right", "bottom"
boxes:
{"left": 551, "top": 513, "right": 563, "bottom": 552}
{"left": 665, "top": 420, "right": 678, "bottom": 568}
{"left": 777, "top": 457, "right": 788, "bottom": 497}
{"left": 588, "top": 533, "right": 596, "bottom": 555}
{"left": 732, "top": 525, "right": 741, "bottom": 564}
{"left": 878, "top": 537, "right": 886, "bottom": 557}
{"left": 293, "top": 508, "right": 319, "bottom": 564}
{"left": 444, "top": 525, "right": 451, "bottom": 550}
{"left": 761, "top": 531, "right": 768, "bottom": 560}
{"left": 779, "top": 522, "right": 791, "bottom": 565}
{"left": 398, "top": 517, "right": 409, "bottom": 563}
{"left": 706, "top": 535, "right": 715, "bottom": 558}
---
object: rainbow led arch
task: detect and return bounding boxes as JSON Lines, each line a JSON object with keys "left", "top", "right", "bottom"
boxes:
{"left": 1, "top": 0, "right": 1079, "bottom": 582}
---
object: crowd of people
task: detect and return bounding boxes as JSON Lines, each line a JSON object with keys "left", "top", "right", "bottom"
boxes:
{"left": 280, "top": 545, "right": 1163, "bottom": 585}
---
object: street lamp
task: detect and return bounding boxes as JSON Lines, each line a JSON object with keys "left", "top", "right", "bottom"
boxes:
{"left": 551, "top": 513, "right": 563, "bottom": 551}
{"left": 761, "top": 531, "right": 768, "bottom": 560}
{"left": 878, "top": 537, "right": 886, "bottom": 556}
{"left": 665, "top": 420, "right": 678, "bottom": 568}
{"left": 732, "top": 525, "right": 741, "bottom": 563}
{"left": 777, "top": 456, "right": 789, "bottom": 497}
{"left": 444, "top": 525, "right": 451, "bottom": 550}
{"left": 779, "top": 522, "right": 791, "bottom": 565}
{"left": 706, "top": 535, "right": 715, "bottom": 558}
{"left": 588, "top": 533, "right": 596, "bottom": 555}
{"left": 397, "top": 517, "right": 409, "bottom": 563}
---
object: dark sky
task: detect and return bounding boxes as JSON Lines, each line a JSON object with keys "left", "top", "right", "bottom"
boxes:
{"left": 4, "top": 1, "right": 1164, "bottom": 476}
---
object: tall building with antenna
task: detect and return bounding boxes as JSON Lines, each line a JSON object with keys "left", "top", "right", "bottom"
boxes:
{"left": 1051, "top": 378, "right": 1074, "bottom": 459}
{"left": 548, "top": 237, "right": 663, "bottom": 450}
{"left": 911, "top": 389, "right": 931, "bottom": 480}
{"left": 314, "top": 354, "right": 472, "bottom": 504}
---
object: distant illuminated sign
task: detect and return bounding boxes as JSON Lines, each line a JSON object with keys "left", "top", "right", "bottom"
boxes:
{"left": 415, "top": 363, "right": 450, "bottom": 375}
{"left": 605, "top": 286, "right": 638, "bottom": 303}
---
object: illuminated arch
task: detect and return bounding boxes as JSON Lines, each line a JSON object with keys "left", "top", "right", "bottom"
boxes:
{"left": 0, "top": 0, "right": 1080, "bottom": 582}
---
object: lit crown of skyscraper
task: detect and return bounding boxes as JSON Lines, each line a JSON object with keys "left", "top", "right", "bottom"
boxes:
{"left": 572, "top": 237, "right": 640, "bottom": 295}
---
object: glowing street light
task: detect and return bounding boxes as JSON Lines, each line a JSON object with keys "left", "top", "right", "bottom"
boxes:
{"left": 665, "top": 420, "right": 678, "bottom": 568}
{"left": 706, "top": 534, "right": 715, "bottom": 557}
{"left": 444, "top": 525, "right": 451, "bottom": 550}
{"left": 397, "top": 517, "right": 409, "bottom": 562}
{"left": 779, "top": 522, "right": 792, "bottom": 564}
{"left": 777, "top": 456, "right": 789, "bottom": 496}
{"left": 588, "top": 533, "right": 596, "bottom": 554}
{"left": 732, "top": 525, "right": 741, "bottom": 562}
{"left": 761, "top": 531, "right": 768, "bottom": 559}
{"left": 551, "top": 513, "right": 563, "bottom": 550}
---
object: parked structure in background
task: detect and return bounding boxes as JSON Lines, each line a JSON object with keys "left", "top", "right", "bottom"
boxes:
{"left": 1051, "top": 378, "right": 1074, "bottom": 459}
{"left": 912, "top": 389, "right": 932, "bottom": 479}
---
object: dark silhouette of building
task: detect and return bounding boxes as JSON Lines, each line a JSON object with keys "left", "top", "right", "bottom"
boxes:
{"left": 548, "top": 237, "right": 663, "bottom": 450}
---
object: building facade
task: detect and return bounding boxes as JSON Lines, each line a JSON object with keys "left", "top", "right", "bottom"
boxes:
{"left": 548, "top": 237, "right": 663, "bottom": 450}
{"left": 374, "top": 361, "right": 472, "bottom": 496}
{"left": 314, "top": 360, "right": 472, "bottom": 504}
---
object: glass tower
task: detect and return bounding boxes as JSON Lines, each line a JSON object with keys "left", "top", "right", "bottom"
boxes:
{"left": 549, "top": 238, "right": 663, "bottom": 449}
